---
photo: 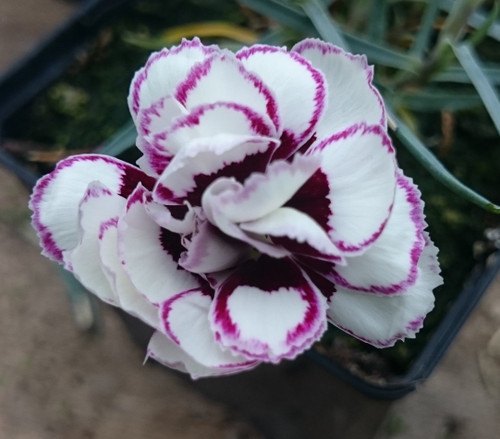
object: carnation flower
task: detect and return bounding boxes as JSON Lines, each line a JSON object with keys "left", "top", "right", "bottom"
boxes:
{"left": 30, "top": 38, "right": 442, "bottom": 377}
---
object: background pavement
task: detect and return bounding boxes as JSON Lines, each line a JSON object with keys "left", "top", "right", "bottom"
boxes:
{"left": 1, "top": 1, "right": 500, "bottom": 438}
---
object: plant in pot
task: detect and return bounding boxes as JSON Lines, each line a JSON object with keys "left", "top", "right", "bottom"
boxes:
{"left": 2, "top": 0, "right": 500, "bottom": 400}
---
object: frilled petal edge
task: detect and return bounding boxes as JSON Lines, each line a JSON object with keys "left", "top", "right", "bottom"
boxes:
{"left": 29, "top": 154, "right": 154, "bottom": 263}
{"left": 210, "top": 257, "right": 328, "bottom": 362}
{"left": 327, "top": 235, "right": 443, "bottom": 347}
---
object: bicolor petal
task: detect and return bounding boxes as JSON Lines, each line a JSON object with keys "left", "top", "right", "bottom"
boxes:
{"left": 63, "top": 182, "right": 124, "bottom": 305}
{"left": 210, "top": 256, "right": 328, "bottom": 362}
{"left": 179, "top": 220, "right": 249, "bottom": 273}
{"left": 154, "top": 132, "right": 277, "bottom": 206}
{"left": 237, "top": 45, "right": 326, "bottom": 158}
{"left": 151, "top": 101, "right": 278, "bottom": 158}
{"left": 119, "top": 185, "right": 200, "bottom": 305}
{"left": 202, "top": 153, "right": 321, "bottom": 224}
{"left": 99, "top": 217, "right": 159, "bottom": 328}
{"left": 240, "top": 207, "right": 344, "bottom": 263}
{"left": 128, "top": 38, "right": 218, "bottom": 120}
{"left": 307, "top": 124, "right": 397, "bottom": 253}
{"left": 293, "top": 38, "right": 386, "bottom": 142}
{"left": 331, "top": 172, "right": 426, "bottom": 294}
{"left": 29, "top": 154, "right": 154, "bottom": 263}
{"left": 327, "top": 236, "right": 443, "bottom": 347}
{"left": 161, "top": 289, "right": 258, "bottom": 370}
{"left": 147, "top": 330, "right": 257, "bottom": 378}
{"left": 175, "top": 51, "right": 281, "bottom": 132}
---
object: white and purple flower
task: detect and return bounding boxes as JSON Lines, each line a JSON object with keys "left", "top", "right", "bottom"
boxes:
{"left": 29, "top": 38, "right": 442, "bottom": 377}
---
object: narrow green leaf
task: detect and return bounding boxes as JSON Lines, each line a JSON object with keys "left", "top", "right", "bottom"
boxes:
{"left": 389, "top": 109, "right": 500, "bottom": 214}
{"left": 412, "top": 0, "right": 441, "bottom": 57}
{"left": 240, "top": 0, "right": 418, "bottom": 70}
{"left": 301, "top": 0, "right": 350, "bottom": 49}
{"left": 440, "top": 0, "right": 500, "bottom": 41}
{"left": 344, "top": 32, "right": 419, "bottom": 71}
{"left": 367, "top": 0, "right": 388, "bottom": 43}
{"left": 434, "top": 64, "right": 500, "bottom": 84}
{"left": 98, "top": 122, "right": 137, "bottom": 157}
{"left": 387, "top": 89, "right": 482, "bottom": 111}
{"left": 238, "top": 0, "right": 318, "bottom": 35}
{"left": 452, "top": 41, "right": 500, "bottom": 134}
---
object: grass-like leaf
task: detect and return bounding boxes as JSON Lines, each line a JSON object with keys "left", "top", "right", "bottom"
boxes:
{"left": 301, "top": 0, "right": 349, "bottom": 49}
{"left": 441, "top": 0, "right": 500, "bottom": 42}
{"left": 412, "top": 0, "right": 442, "bottom": 57}
{"left": 434, "top": 64, "right": 500, "bottom": 84}
{"left": 238, "top": 0, "right": 317, "bottom": 35}
{"left": 239, "top": 0, "right": 418, "bottom": 70}
{"left": 98, "top": 122, "right": 137, "bottom": 157}
{"left": 389, "top": 109, "right": 500, "bottom": 214}
{"left": 387, "top": 89, "right": 482, "bottom": 111}
{"left": 452, "top": 41, "right": 500, "bottom": 134}
{"left": 367, "top": 0, "right": 388, "bottom": 43}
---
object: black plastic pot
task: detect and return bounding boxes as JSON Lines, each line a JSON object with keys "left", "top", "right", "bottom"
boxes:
{"left": 1, "top": 0, "right": 498, "bottom": 401}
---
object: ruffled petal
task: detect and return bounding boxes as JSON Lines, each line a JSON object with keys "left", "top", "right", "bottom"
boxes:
{"left": 292, "top": 38, "right": 386, "bottom": 141}
{"left": 161, "top": 289, "right": 258, "bottom": 370}
{"left": 154, "top": 132, "right": 277, "bottom": 206}
{"left": 179, "top": 220, "right": 249, "bottom": 273}
{"left": 202, "top": 154, "right": 320, "bottom": 224}
{"left": 119, "top": 185, "right": 200, "bottom": 305}
{"left": 327, "top": 236, "right": 443, "bottom": 347}
{"left": 237, "top": 45, "right": 326, "bottom": 159}
{"left": 137, "top": 95, "right": 187, "bottom": 139}
{"left": 63, "top": 182, "right": 124, "bottom": 305}
{"left": 136, "top": 96, "right": 187, "bottom": 176}
{"left": 200, "top": 155, "right": 321, "bottom": 258}
{"left": 210, "top": 256, "right": 328, "bottom": 362}
{"left": 175, "top": 51, "right": 281, "bottom": 132}
{"left": 331, "top": 172, "right": 426, "bottom": 294}
{"left": 144, "top": 198, "right": 195, "bottom": 234}
{"left": 202, "top": 178, "right": 290, "bottom": 258}
{"left": 128, "top": 38, "right": 218, "bottom": 120}
{"left": 99, "top": 217, "right": 159, "bottom": 328}
{"left": 306, "top": 124, "right": 397, "bottom": 253}
{"left": 29, "top": 154, "right": 155, "bottom": 263}
{"left": 240, "top": 207, "right": 344, "bottom": 263}
{"left": 147, "top": 331, "right": 257, "bottom": 378}
{"left": 152, "top": 101, "right": 278, "bottom": 158}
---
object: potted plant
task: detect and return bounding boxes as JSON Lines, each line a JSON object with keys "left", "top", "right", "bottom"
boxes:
{"left": 1, "top": 0, "right": 500, "bottom": 400}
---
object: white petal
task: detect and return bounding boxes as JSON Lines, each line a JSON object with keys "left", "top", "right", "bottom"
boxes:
{"left": 327, "top": 237, "right": 443, "bottom": 347}
{"left": 237, "top": 45, "right": 326, "bottom": 158}
{"left": 175, "top": 51, "right": 281, "bottom": 132}
{"left": 119, "top": 185, "right": 200, "bottom": 305}
{"left": 99, "top": 218, "right": 159, "bottom": 328}
{"left": 308, "top": 124, "right": 397, "bottom": 253}
{"left": 240, "top": 207, "right": 344, "bottom": 263}
{"left": 179, "top": 220, "right": 249, "bottom": 273}
{"left": 144, "top": 199, "right": 196, "bottom": 234}
{"left": 154, "top": 132, "right": 276, "bottom": 205}
{"left": 63, "top": 182, "right": 124, "bottom": 305}
{"left": 147, "top": 330, "right": 257, "bottom": 378}
{"left": 293, "top": 38, "right": 386, "bottom": 140}
{"left": 332, "top": 172, "right": 427, "bottom": 294}
{"left": 128, "top": 38, "right": 218, "bottom": 120}
{"left": 152, "top": 101, "right": 277, "bottom": 158}
{"left": 202, "top": 154, "right": 320, "bottom": 224}
{"left": 137, "top": 95, "right": 186, "bottom": 138}
{"left": 161, "top": 289, "right": 257, "bottom": 370}
{"left": 210, "top": 257, "right": 328, "bottom": 362}
{"left": 29, "top": 154, "right": 154, "bottom": 263}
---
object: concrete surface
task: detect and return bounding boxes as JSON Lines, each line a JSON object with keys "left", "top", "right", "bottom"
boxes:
{"left": 1, "top": 1, "right": 500, "bottom": 438}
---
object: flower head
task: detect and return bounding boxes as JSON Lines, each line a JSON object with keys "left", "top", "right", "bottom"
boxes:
{"left": 30, "top": 38, "right": 442, "bottom": 377}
